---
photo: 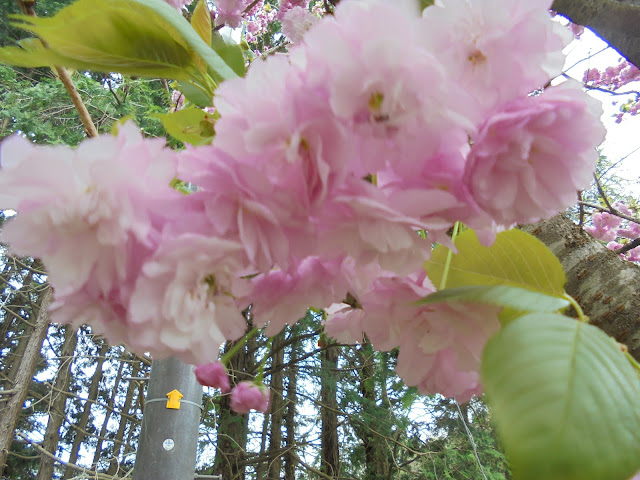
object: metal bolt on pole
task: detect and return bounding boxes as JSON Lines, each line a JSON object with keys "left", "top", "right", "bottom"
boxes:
{"left": 133, "top": 357, "right": 203, "bottom": 480}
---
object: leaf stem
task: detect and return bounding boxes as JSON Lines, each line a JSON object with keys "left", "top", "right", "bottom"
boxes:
{"left": 439, "top": 222, "right": 460, "bottom": 290}
{"left": 563, "top": 293, "right": 588, "bottom": 322}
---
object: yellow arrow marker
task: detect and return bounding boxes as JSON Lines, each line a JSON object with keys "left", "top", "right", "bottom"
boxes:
{"left": 166, "top": 389, "right": 183, "bottom": 409}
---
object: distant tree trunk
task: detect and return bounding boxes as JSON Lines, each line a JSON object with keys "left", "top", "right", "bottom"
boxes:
{"left": 356, "top": 343, "right": 390, "bottom": 480}
{"left": 213, "top": 332, "right": 255, "bottom": 480}
{"left": 256, "top": 410, "right": 269, "bottom": 480}
{"left": 106, "top": 359, "right": 139, "bottom": 476}
{"left": 91, "top": 357, "right": 125, "bottom": 470}
{"left": 320, "top": 343, "right": 340, "bottom": 478}
{"left": 283, "top": 328, "right": 299, "bottom": 480}
{"left": 267, "top": 331, "right": 286, "bottom": 480}
{"left": 63, "top": 341, "right": 108, "bottom": 480}
{"left": 37, "top": 325, "right": 77, "bottom": 480}
{"left": 0, "top": 286, "right": 52, "bottom": 477}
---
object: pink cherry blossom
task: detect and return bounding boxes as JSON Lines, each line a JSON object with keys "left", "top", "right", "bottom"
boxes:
{"left": 128, "top": 233, "right": 250, "bottom": 364}
{"left": 245, "top": 256, "right": 363, "bottom": 336}
{"left": 194, "top": 362, "right": 231, "bottom": 392}
{"left": 215, "top": 54, "right": 355, "bottom": 208}
{"left": 212, "top": 0, "right": 247, "bottom": 28}
{"left": 325, "top": 269, "right": 500, "bottom": 401}
{"left": 277, "top": 0, "right": 308, "bottom": 20}
{"left": 395, "top": 302, "right": 501, "bottom": 402}
{"left": 281, "top": 6, "right": 318, "bottom": 43}
{"left": 230, "top": 381, "right": 270, "bottom": 413}
{"left": 585, "top": 212, "right": 622, "bottom": 242}
{"left": 628, "top": 246, "right": 640, "bottom": 263}
{"left": 178, "top": 146, "right": 316, "bottom": 271}
{"left": 464, "top": 80, "right": 605, "bottom": 226}
{"left": 300, "top": 0, "right": 463, "bottom": 175}
{"left": 420, "top": 0, "right": 572, "bottom": 119}
{"left": 0, "top": 123, "right": 180, "bottom": 341}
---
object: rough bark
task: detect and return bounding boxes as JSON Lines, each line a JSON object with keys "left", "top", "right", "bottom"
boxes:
{"left": 524, "top": 215, "right": 640, "bottom": 359}
{"left": 63, "top": 341, "right": 108, "bottom": 480}
{"left": 36, "top": 325, "right": 77, "bottom": 480}
{"left": 551, "top": 0, "right": 640, "bottom": 68}
{"left": 320, "top": 344, "right": 340, "bottom": 478}
{"left": 267, "top": 332, "right": 286, "bottom": 480}
{"left": 0, "top": 286, "right": 52, "bottom": 477}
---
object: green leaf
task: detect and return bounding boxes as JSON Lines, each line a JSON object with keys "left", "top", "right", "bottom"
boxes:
{"left": 175, "top": 80, "right": 213, "bottom": 107}
{"left": 153, "top": 107, "right": 215, "bottom": 146}
{"left": 416, "top": 284, "right": 569, "bottom": 313}
{"left": 420, "top": 0, "right": 435, "bottom": 10}
{"left": 425, "top": 229, "right": 566, "bottom": 297}
{"left": 191, "top": 0, "right": 212, "bottom": 47}
{"left": 210, "top": 31, "right": 246, "bottom": 78}
{"left": 1, "top": 0, "right": 238, "bottom": 84}
{"left": 482, "top": 313, "right": 640, "bottom": 480}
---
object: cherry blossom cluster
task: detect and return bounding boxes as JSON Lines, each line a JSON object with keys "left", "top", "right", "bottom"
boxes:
{"left": 586, "top": 204, "right": 640, "bottom": 262}
{"left": 583, "top": 60, "right": 640, "bottom": 123}
{"left": 0, "top": 0, "right": 605, "bottom": 402}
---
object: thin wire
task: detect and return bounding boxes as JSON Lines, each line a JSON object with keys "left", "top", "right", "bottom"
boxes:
{"left": 455, "top": 401, "right": 488, "bottom": 480}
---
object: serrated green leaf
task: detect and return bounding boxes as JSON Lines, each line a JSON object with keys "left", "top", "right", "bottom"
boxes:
{"left": 416, "top": 285, "right": 569, "bottom": 313}
{"left": 482, "top": 313, "right": 640, "bottom": 480}
{"left": 153, "top": 107, "right": 215, "bottom": 146}
{"left": 425, "top": 229, "right": 566, "bottom": 297}
{"left": 210, "top": 31, "right": 246, "bottom": 77}
{"left": 1, "top": 0, "right": 238, "bottom": 85}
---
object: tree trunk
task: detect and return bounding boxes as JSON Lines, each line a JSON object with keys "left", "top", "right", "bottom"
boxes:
{"left": 63, "top": 341, "right": 109, "bottom": 480}
{"left": 357, "top": 343, "right": 390, "bottom": 480}
{"left": 256, "top": 409, "right": 269, "bottom": 480}
{"left": 0, "top": 286, "right": 52, "bottom": 477}
{"left": 551, "top": 0, "right": 640, "bottom": 68}
{"left": 91, "top": 357, "right": 125, "bottom": 470}
{"left": 267, "top": 331, "right": 286, "bottom": 480}
{"left": 283, "top": 328, "right": 299, "bottom": 480}
{"left": 106, "top": 359, "right": 139, "bottom": 476}
{"left": 36, "top": 325, "right": 77, "bottom": 480}
{"left": 320, "top": 343, "right": 340, "bottom": 478}
{"left": 213, "top": 333, "right": 255, "bottom": 480}
{"left": 523, "top": 215, "right": 640, "bottom": 359}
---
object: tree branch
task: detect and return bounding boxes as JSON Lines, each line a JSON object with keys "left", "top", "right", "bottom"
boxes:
{"left": 524, "top": 215, "right": 640, "bottom": 360}
{"left": 15, "top": 0, "right": 99, "bottom": 138}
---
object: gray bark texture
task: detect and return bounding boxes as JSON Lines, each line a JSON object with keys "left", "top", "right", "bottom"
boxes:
{"left": 523, "top": 215, "right": 640, "bottom": 360}
{"left": 551, "top": 0, "right": 640, "bottom": 68}
{"left": 0, "top": 286, "right": 52, "bottom": 476}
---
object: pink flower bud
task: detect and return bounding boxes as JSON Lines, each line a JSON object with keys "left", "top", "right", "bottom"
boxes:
{"left": 194, "top": 362, "right": 231, "bottom": 393}
{"left": 230, "top": 381, "right": 270, "bottom": 413}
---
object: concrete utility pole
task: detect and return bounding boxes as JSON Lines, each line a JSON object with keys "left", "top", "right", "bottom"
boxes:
{"left": 133, "top": 357, "right": 203, "bottom": 480}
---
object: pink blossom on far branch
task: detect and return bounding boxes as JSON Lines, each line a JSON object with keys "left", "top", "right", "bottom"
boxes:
{"left": 230, "top": 381, "right": 271, "bottom": 414}
{"left": 194, "top": 362, "right": 231, "bottom": 393}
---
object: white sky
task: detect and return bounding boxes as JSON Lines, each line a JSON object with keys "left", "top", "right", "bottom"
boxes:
{"left": 562, "top": 27, "right": 640, "bottom": 195}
